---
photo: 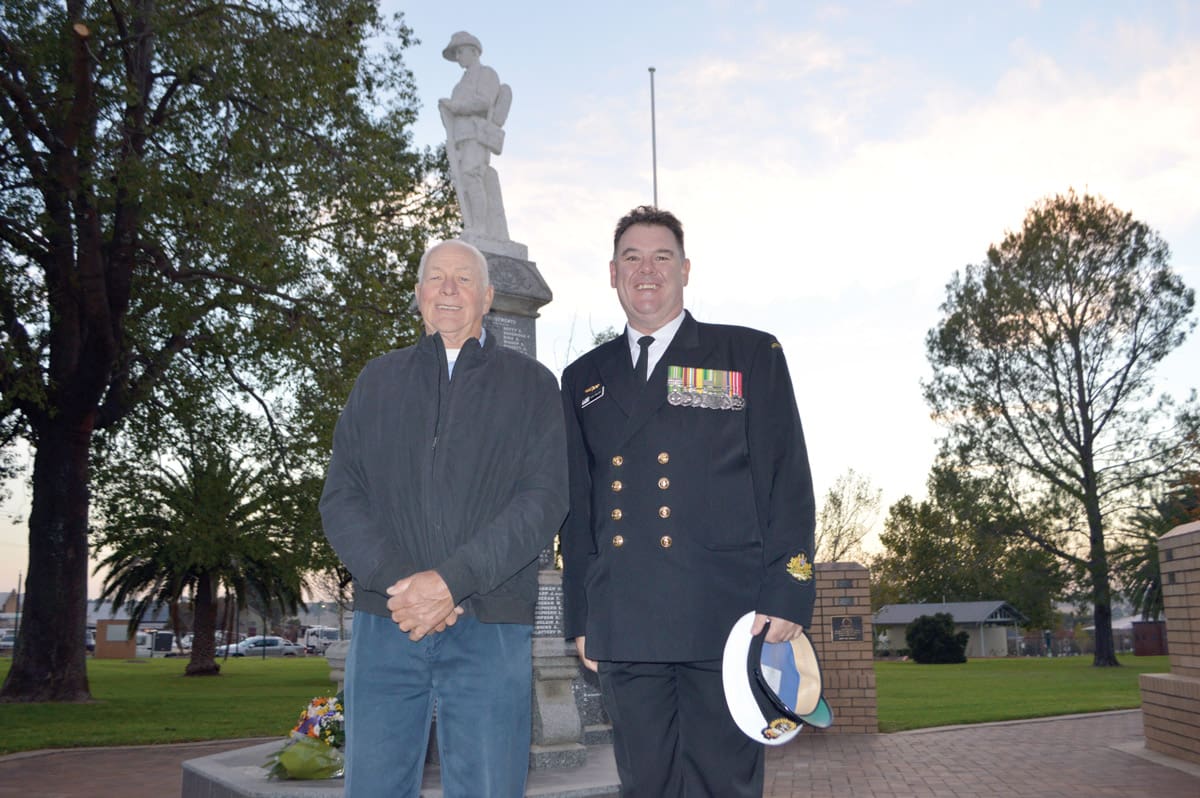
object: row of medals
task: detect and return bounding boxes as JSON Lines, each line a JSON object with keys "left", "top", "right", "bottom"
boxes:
{"left": 667, "top": 384, "right": 746, "bottom": 410}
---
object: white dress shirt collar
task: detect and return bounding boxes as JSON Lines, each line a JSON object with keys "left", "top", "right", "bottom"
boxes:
{"left": 625, "top": 310, "right": 686, "bottom": 378}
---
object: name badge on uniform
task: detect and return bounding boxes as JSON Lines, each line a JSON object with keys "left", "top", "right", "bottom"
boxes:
{"left": 581, "top": 383, "right": 605, "bottom": 409}
{"left": 667, "top": 366, "right": 745, "bottom": 410}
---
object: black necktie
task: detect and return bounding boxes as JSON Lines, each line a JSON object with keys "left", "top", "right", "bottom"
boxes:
{"left": 634, "top": 335, "right": 654, "bottom": 383}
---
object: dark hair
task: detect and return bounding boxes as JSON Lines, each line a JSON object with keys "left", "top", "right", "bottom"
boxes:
{"left": 612, "top": 205, "right": 685, "bottom": 258}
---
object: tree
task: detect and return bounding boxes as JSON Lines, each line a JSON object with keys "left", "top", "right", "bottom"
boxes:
{"left": 872, "top": 466, "right": 1066, "bottom": 630}
{"left": 905, "top": 613, "right": 968, "bottom": 664}
{"left": 0, "top": 1, "right": 454, "bottom": 701}
{"left": 93, "top": 442, "right": 305, "bottom": 676}
{"left": 924, "top": 190, "right": 1197, "bottom": 667}
{"left": 1110, "top": 473, "right": 1200, "bottom": 621}
{"left": 815, "top": 468, "right": 880, "bottom": 563}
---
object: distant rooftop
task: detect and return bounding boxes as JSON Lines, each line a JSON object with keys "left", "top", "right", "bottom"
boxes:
{"left": 874, "top": 600, "right": 1028, "bottom": 626}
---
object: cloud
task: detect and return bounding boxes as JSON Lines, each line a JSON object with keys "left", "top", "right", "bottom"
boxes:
{"left": 492, "top": 18, "right": 1200, "bottom": 511}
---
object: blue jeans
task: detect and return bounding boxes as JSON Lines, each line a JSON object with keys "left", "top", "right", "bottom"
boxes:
{"left": 344, "top": 610, "right": 533, "bottom": 797}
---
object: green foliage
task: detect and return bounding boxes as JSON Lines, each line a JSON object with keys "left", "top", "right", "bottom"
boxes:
{"left": 1110, "top": 473, "right": 1200, "bottom": 621}
{"left": 873, "top": 466, "right": 1067, "bottom": 629}
{"left": 92, "top": 428, "right": 308, "bottom": 676}
{"left": 592, "top": 326, "right": 620, "bottom": 346}
{"left": 2, "top": 1, "right": 453, "bottom": 433}
{"left": 923, "top": 190, "right": 1197, "bottom": 666}
{"left": 0, "top": 0, "right": 457, "bottom": 698}
{"left": 905, "top": 612, "right": 969, "bottom": 664}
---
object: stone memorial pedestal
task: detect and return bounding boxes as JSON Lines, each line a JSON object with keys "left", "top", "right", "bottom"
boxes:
{"left": 481, "top": 251, "right": 551, "bottom": 359}
{"left": 530, "top": 550, "right": 588, "bottom": 770}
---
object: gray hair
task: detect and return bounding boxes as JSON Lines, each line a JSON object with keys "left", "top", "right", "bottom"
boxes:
{"left": 417, "top": 239, "right": 490, "bottom": 286}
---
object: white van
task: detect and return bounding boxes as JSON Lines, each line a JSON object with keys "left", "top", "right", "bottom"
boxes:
{"left": 303, "top": 626, "right": 341, "bottom": 655}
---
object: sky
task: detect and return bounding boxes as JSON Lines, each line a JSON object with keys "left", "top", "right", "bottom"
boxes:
{"left": 3, "top": 1, "right": 1200, "bottom": 597}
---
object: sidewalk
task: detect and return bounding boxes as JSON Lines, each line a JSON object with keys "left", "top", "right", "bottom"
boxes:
{"left": 1, "top": 710, "right": 1197, "bottom": 797}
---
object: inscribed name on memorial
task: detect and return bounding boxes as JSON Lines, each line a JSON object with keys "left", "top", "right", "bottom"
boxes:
{"left": 534, "top": 582, "right": 564, "bottom": 638}
{"left": 485, "top": 313, "right": 535, "bottom": 357}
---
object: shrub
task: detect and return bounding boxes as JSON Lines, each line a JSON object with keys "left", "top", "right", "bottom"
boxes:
{"left": 905, "top": 613, "right": 969, "bottom": 664}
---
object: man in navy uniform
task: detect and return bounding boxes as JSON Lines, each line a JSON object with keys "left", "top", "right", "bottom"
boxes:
{"left": 560, "top": 206, "right": 817, "bottom": 797}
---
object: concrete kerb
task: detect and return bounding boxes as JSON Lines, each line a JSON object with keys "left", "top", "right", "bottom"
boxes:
{"left": 180, "top": 740, "right": 621, "bottom": 798}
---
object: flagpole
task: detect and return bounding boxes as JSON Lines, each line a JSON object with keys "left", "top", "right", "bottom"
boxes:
{"left": 649, "top": 66, "right": 658, "bottom": 207}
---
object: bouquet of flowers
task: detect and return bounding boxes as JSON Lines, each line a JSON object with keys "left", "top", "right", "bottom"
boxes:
{"left": 264, "top": 693, "right": 346, "bottom": 780}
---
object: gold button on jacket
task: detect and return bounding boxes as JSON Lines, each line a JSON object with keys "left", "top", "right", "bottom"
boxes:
{"left": 612, "top": 535, "right": 625, "bottom": 548}
{"left": 658, "top": 506, "right": 671, "bottom": 519}
{"left": 657, "top": 477, "right": 670, "bottom": 490}
{"left": 612, "top": 455, "right": 624, "bottom": 467}
{"left": 611, "top": 480, "right": 623, "bottom": 492}
{"left": 657, "top": 451, "right": 670, "bottom": 464}
{"left": 659, "top": 535, "right": 673, "bottom": 548}
{"left": 611, "top": 508, "right": 623, "bottom": 521}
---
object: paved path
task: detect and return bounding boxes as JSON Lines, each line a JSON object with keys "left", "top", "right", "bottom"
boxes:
{"left": 763, "top": 711, "right": 1200, "bottom": 797}
{"left": 1, "top": 710, "right": 1197, "bottom": 797}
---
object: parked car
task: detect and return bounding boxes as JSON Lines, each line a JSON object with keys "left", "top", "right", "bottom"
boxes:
{"left": 0, "top": 629, "right": 16, "bottom": 654}
{"left": 217, "top": 635, "right": 304, "bottom": 657}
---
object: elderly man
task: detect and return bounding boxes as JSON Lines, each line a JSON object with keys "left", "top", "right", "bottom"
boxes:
{"left": 320, "top": 239, "right": 568, "bottom": 797}
{"left": 560, "top": 206, "right": 818, "bottom": 797}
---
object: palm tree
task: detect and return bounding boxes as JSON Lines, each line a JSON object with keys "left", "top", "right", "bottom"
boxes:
{"left": 94, "top": 447, "right": 307, "bottom": 675}
{"left": 1111, "top": 475, "right": 1200, "bottom": 622}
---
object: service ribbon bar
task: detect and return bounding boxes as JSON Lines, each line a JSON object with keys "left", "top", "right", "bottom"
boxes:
{"left": 667, "top": 365, "right": 745, "bottom": 410}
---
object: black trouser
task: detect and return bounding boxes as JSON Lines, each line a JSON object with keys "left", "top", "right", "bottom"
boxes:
{"left": 598, "top": 659, "right": 765, "bottom": 798}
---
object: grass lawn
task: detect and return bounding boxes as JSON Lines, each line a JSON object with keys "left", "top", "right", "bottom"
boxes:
{"left": 875, "top": 654, "right": 1170, "bottom": 732}
{"left": 0, "top": 656, "right": 335, "bottom": 755}
{"left": 0, "top": 653, "right": 1172, "bottom": 753}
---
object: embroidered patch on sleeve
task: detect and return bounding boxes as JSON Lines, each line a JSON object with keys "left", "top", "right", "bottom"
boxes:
{"left": 786, "top": 553, "right": 813, "bottom": 582}
{"left": 666, "top": 366, "right": 745, "bottom": 410}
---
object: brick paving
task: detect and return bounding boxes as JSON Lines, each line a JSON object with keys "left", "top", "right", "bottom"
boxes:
{"left": 764, "top": 711, "right": 1200, "bottom": 797}
{"left": 1, "top": 710, "right": 1198, "bottom": 797}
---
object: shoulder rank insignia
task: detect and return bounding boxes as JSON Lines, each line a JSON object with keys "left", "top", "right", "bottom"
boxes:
{"left": 581, "top": 383, "right": 605, "bottom": 409}
{"left": 786, "top": 553, "right": 813, "bottom": 582}
{"left": 666, "top": 366, "right": 745, "bottom": 410}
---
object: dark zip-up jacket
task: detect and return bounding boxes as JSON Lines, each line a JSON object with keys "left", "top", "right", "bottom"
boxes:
{"left": 320, "top": 331, "right": 568, "bottom": 624}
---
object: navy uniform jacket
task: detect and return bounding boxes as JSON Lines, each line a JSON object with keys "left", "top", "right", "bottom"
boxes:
{"left": 560, "top": 311, "right": 816, "bottom": 663}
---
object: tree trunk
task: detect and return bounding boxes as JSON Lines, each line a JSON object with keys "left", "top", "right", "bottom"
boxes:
{"left": 185, "top": 573, "right": 221, "bottom": 676}
{"left": 0, "top": 419, "right": 93, "bottom": 702}
{"left": 1087, "top": 502, "right": 1120, "bottom": 667}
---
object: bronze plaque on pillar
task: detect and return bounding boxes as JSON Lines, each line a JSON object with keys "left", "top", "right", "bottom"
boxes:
{"left": 831, "top": 616, "right": 864, "bottom": 642}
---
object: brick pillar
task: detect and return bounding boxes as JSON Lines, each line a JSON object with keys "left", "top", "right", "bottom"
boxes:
{"left": 811, "top": 562, "right": 878, "bottom": 734}
{"left": 1139, "top": 520, "right": 1200, "bottom": 765}
{"left": 94, "top": 618, "right": 136, "bottom": 659}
